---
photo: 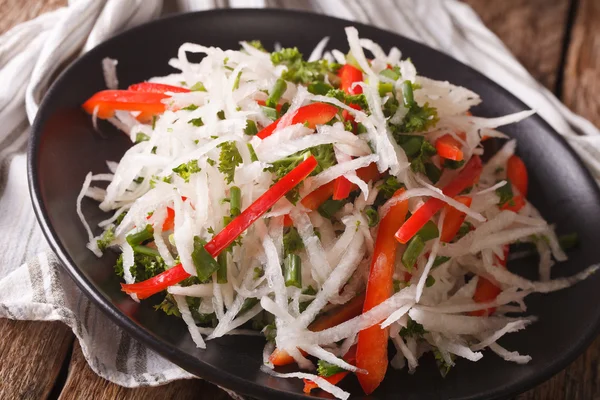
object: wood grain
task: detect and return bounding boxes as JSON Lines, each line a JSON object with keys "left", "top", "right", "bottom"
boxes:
{"left": 463, "top": 0, "right": 570, "bottom": 91}
{"left": 562, "top": 0, "right": 600, "bottom": 127}
{"left": 0, "top": 320, "right": 73, "bottom": 399}
{"left": 58, "top": 342, "right": 229, "bottom": 400}
{"left": 0, "top": 0, "right": 65, "bottom": 35}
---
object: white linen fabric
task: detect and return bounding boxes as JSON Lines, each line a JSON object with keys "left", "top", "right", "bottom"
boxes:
{"left": 1, "top": 0, "right": 598, "bottom": 392}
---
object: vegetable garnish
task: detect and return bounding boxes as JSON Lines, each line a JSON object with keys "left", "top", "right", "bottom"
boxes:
{"left": 80, "top": 28, "right": 597, "bottom": 399}
{"left": 356, "top": 189, "right": 409, "bottom": 394}
{"left": 122, "top": 156, "right": 318, "bottom": 299}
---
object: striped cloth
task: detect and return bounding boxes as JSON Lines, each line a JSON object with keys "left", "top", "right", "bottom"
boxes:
{"left": 1, "top": 0, "right": 599, "bottom": 393}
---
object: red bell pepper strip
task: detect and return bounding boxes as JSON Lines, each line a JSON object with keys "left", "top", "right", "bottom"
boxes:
{"left": 332, "top": 176, "right": 354, "bottom": 200}
{"left": 395, "top": 155, "right": 483, "bottom": 244}
{"left": 128, "top": 82, "right": 191, "bottom": 94}
{"left": 339, "top": 64, "right": 364, "bottom": 95}
{"left": 270, "top": 293, "right": 366, "bottom": 366}
{"left": 440, "top": 196, "right": 473, "bottom": 242}
{"left": 356, "top": 188, "right": 409, "bottom": 395}
{"left": 256, "top": 103, "right": 338, "bottom": 139}
{"left": 83, "top": 90, "right": 169, "bottom": 120}
{"left": 507, "top": 155, "right": 528, "bottom": 197}
{"left": 121, "top": 156, "right": 318, "bottom": 299}
{"left": 303, "top": 346, "right": 357, "bottom": 394}
{"left": 470, "top": 245, "right": 509, "bottom": 316}
{"left": 435, "top": 133, "right": 465, "bottom": 162}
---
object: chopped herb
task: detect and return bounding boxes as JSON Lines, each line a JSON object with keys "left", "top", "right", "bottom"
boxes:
{"left": 395, "top": 81, "right": 438, "bottom": 133}
{"left": 115, "top": 251, "right": 167, "bottom": 283}
{"left": 207, "top": 158, "right": 216, "bottom": 166}
{"left": 271, "top": 47, "right": 340, "bottom": 84}
{"left": 433, "top": 256, "right": 451, "bottom": 268}
{"left": 182, "top": 104, "right": 199, "bottom": 111}
{"left": 326, "top": 88, "right": 369, "bottom": 110}
{"left": 190, "top": 82, "right": 206, "bottom": 92}
{"left": 247, "top": 143, "right": 258, "bottom": 162}
{"left": 151, "top": 116, "right": 157, "bottom": 130}
{"left": 172, "top": 159, "right": 201, "bottom": 182}
{"left": 188, "top": 117, "right": 204, "bottom": 127}
{"left": 434, "top": 349, "right": 455, "bottom": 378}
{"left": 283, "top": 253, "right": 302, "bottom": 288}
{"left": 149, "top": 175, "right": 171, "bottom": 188}
{"left": 191, "top": 236, "right": 220, "bottom": 281}
{"left": 244, "top": 120, "right": 258, "bottom": 135}
{"left": 266, "top": 78, "right": 287, "bottom": 108}
{"left": 378, "top": 176, "right": 404, "bottom": 201}
{"left": 400, "top": 317, "right": 426, "bottom": 338}
{"left": 133, "top": 175, "right": 143, "bottom": 183}
{"left": 495, "top": 179, "right": 514, "bottom": 206}
{"left": 253, "top": 266, "right": 264, "bottom": 280}
{"left": 135, "top": 132, "right": 150, "bottom": 143}
{"left": 126, "top": 224, "right": 154, "bottom": 246}
{"left": 279, "top": 102, "right": 291, "bottom": 117}
{"left": 317, "top": 359, "right": 345, "bottom": 377}
{"left": 424, "top": 162, "right": 442, "bottom": 184}
{"left": 409, "top": 139, "right": 438, "bottom": 175}
{"left": 380, "top": 67, "right": 401, "bottom": 81}
{"left": 308, "top": 81, "right": 334, "bottom": 95}
{"left": 261, "top": 105, "right": 278, "bottom": 121}
{"left": 395, "top": 135, "right": 424, "bottom": 157}
{"left": 218, "top": 141, "right": 243, "bottom": 184}
{"left": 217, "top": 110, "right": 226, "bottom": 120}
{"left": 318, "top": 198, "right": 345, "bottom": 219}
{"left": 247, "top": 40, "right": 266, "bottom": 52}
{"left": 455, "top": 221, "right": 473, "bottom": 240}
{"left": 283, "top": 226, "right": 304, "bottom": 256}
{"left": 365, "top": 207, "right": 379, "bottom": 227}
{"left": 233, "top": 71, "right": 242, "bottom": 90}
{"left": 443, "top": 159, "right": 466, "bottom": 170}
{"left": 426, "top": 275, "right": 436, "bottom": 287}
{"left": 96, "top": 226, "right": 115, "bottom": 251}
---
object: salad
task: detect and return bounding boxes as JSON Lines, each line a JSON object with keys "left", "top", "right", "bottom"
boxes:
{"left": 79, "top": 27, "right": 597, "bottom": 399}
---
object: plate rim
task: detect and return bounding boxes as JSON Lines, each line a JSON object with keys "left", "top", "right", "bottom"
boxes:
{"left": 27, "top": 7, "right": 600, "bottom": 400}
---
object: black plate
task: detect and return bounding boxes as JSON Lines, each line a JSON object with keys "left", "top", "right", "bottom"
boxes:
{"left": 28, "top": 9, "right": 600, "bottom": 400}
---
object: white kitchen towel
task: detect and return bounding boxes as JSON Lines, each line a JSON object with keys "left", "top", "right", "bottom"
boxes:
{"left": 1, "top": 0, "right": 599, "bottom": 392}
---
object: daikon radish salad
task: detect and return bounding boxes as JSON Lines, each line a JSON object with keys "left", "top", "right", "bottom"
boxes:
{"left": 80, "top": 27, "right": 597, "bottom": 399}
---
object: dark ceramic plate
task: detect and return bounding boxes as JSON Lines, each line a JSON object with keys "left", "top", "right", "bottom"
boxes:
{"left": 28, "top": 8, "right": 600, "bottom": 400}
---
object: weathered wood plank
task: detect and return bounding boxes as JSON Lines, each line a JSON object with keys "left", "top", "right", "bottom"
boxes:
{"left": 58, "top": 342, "right": 230, "bottom": 400}
{"left": 0, "top": 0, "right": 65, "bottom": 35}
{"left": 463, "top": 0, "right": 570, "bottom": 92}
{"left": 0, "top": 320, "right": 73, "bottom": 400}
{"left": 562, "top": 0, "right": 600, "bottom": 127}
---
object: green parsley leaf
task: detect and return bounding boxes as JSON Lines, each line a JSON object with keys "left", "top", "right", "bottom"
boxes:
{"left": 218, "top": 141, "right": 243, "bottom": 184}
{"left": 172, "top": 159, "right": 201, "bottom": 182}
{"left": 400, "top": 318, "right": 427, "bottom": 338}
{"left": 188, "top": 117, "right": 204, "bottom": 127}
{"left": 495, "top": 180, "right": 514, "bottom": 206}
{"left": 244, "top": 120, "right": 258, "bottom": 136}
{"left": 271, "top": 47, "right": 340, "bottom": 84}
{"left": 326, "top": 88, "right": 369, "bottom": 110}
{"left": 190, "top": 82, "right": 206, "bottom": 92}
{"left": 365, "top": 207, "right": 379, "bottom": 227}
{"left": 135, "top": 132, "right": 150, "bottom": 143}
{"left": 96, "top": 226, "right": 115, "bottom": 251}
{"left": 247, "top": 40, "right": 266, "bottom": 52}
{"left": 182, "top": 104, "right": 199, "bottom": 111}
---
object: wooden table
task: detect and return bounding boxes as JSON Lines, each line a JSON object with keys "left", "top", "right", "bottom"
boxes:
{"left": 1, "top": 0, "right": 599, "bottom": 399}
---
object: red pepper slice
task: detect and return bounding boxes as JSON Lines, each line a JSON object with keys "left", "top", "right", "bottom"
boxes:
{"left": 357, "top": 188, "right": 409, "bottom": 395}
{"left": 395, "top": 155, "right": 483, "bottom": 244}
{"left": 121, "top": 156, "right": 318, "bottom": 299}
{"left": 128, "top": 82, "right": 191, "bottom": 94}
{"left": 507, "top": 155, "right": 528, "bottom": 197}
{"left": 332, "top": 176, "right": 354, "bottom": 200}
{"left": 440, "top": 196, "right": 473, "bottom": 242}
{"left": 82, "top": 90, "right": 168, "bottom": 119}
{"left": 256, "top": 103, "right": 338, "bottom": 139}
{"left": 339, "top": 64, "right": 364, "bottom": 95}
{"left": 435, "top": 133, "right": 464, "bottom": 162}
{"left": 470, "top": 245, "right": 509, "bottom": 316}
